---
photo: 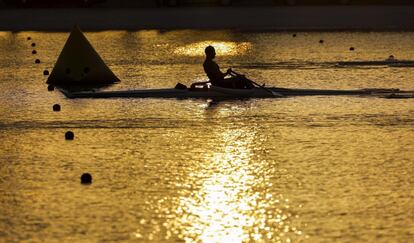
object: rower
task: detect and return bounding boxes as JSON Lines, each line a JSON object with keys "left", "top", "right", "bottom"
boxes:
{"left": 203, "top": 46, "right": 254, "bottom": 89}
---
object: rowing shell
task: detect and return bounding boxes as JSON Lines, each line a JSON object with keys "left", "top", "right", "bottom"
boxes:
{"left": 59, "top": 85, "right": 406, "bottom": 99}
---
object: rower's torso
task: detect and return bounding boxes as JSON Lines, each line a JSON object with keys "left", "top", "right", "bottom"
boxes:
{"left": 203, "top": 59, "right": 222, "bottom": 83}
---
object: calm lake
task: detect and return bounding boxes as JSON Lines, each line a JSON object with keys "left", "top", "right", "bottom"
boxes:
{"left": 0, "top": 30, "right": 413, "bottom": 242}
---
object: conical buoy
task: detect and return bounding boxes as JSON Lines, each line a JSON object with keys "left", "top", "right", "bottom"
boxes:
{"left": 32, "top": 50, "right": 37, "bottom": 54}
{"left": 47, "top": 25, "right": 120, "bottom": 86}
{"left": 53, "top": 104, "right": 61, "bottom": 111}
{"left": 43, "top": 70, "right": 49, "bottom": 76}
{"left": 47, "top": 85, "right": 54, "bottom": 91}
{"left": 319, "top": 39, "right": 324, "bottom": 44}
{"left": 35, "top": 59, "right": 40, "bottom": 64}
{"left": 65, "top": 131, "right": 74, "bottom": 140}
{"left": 31, "top": 43, "right": 36, "bottom": 47}
{"left": 81, "top": 173, "right": 92, "bottom": 184}
{"left": 27, "top": 37, "right": 31, "bottom": 40}
{"left": 350, "top": 47, "right": 355, "bottom": 51}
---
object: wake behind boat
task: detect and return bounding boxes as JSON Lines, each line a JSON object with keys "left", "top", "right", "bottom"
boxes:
{"left": 336, "top": 56, "right": 414, "bottom": 67}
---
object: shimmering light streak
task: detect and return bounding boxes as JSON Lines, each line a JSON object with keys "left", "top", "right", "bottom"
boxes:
{"left": 153, "top": 126, "right": 306, "bottom": 242}
{"left": 174, "top": 41, "right": 251, "bottom": 56}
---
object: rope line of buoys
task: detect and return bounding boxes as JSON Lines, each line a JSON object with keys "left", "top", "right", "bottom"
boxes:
{"left": 28, "top": 35, "right": 93, "bottom": 186}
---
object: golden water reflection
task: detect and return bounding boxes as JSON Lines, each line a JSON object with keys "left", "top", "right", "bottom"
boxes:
{"left": 141, "top": 125, "right": 307, "bottom": 242}
{"left": 174, "top": 41, "right": 251, "bottom": 57}
{"left": 0, "top": 31, "right": 9, "bottom": 38}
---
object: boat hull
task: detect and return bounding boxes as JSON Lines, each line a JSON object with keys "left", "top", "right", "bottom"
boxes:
{"left": 60, "top": 86, "right": 404, "bottom": 99}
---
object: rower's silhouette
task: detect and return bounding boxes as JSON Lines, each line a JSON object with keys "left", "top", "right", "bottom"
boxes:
{"left": 203, "top": 46, "right": 253, "bottom": 89}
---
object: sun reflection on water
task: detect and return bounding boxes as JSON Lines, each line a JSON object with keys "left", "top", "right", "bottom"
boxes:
{"left": 136, "top": 125, "right": 307, "bottom": 242}
{"left": 174, "top": 41, "right": 251, "bottom": 57}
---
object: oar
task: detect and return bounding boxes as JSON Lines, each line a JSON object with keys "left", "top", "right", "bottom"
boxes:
{"left": 230, "top": 70, "right": 282, "bottom": 97}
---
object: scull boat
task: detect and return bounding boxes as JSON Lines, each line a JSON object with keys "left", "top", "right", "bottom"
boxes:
{"left": 60, "top": 85, "right": 405, "bottom": 99}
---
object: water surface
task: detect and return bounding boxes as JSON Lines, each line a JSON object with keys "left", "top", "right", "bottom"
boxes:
{"left": 0, "top": 30, "right": 413, "bottom": 242}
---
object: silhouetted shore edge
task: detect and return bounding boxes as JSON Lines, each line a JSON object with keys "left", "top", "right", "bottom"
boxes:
{"left": 1, "top": 6, "right": 413, "bottom": 31}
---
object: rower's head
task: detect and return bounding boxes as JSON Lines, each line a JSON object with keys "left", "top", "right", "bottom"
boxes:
{"left": 205, "top": 45, "right": 216, "bottom": 59}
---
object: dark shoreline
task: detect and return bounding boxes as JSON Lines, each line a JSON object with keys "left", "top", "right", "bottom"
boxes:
{"left": 1, "top": 6, "right": 414, "bottom": 31}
